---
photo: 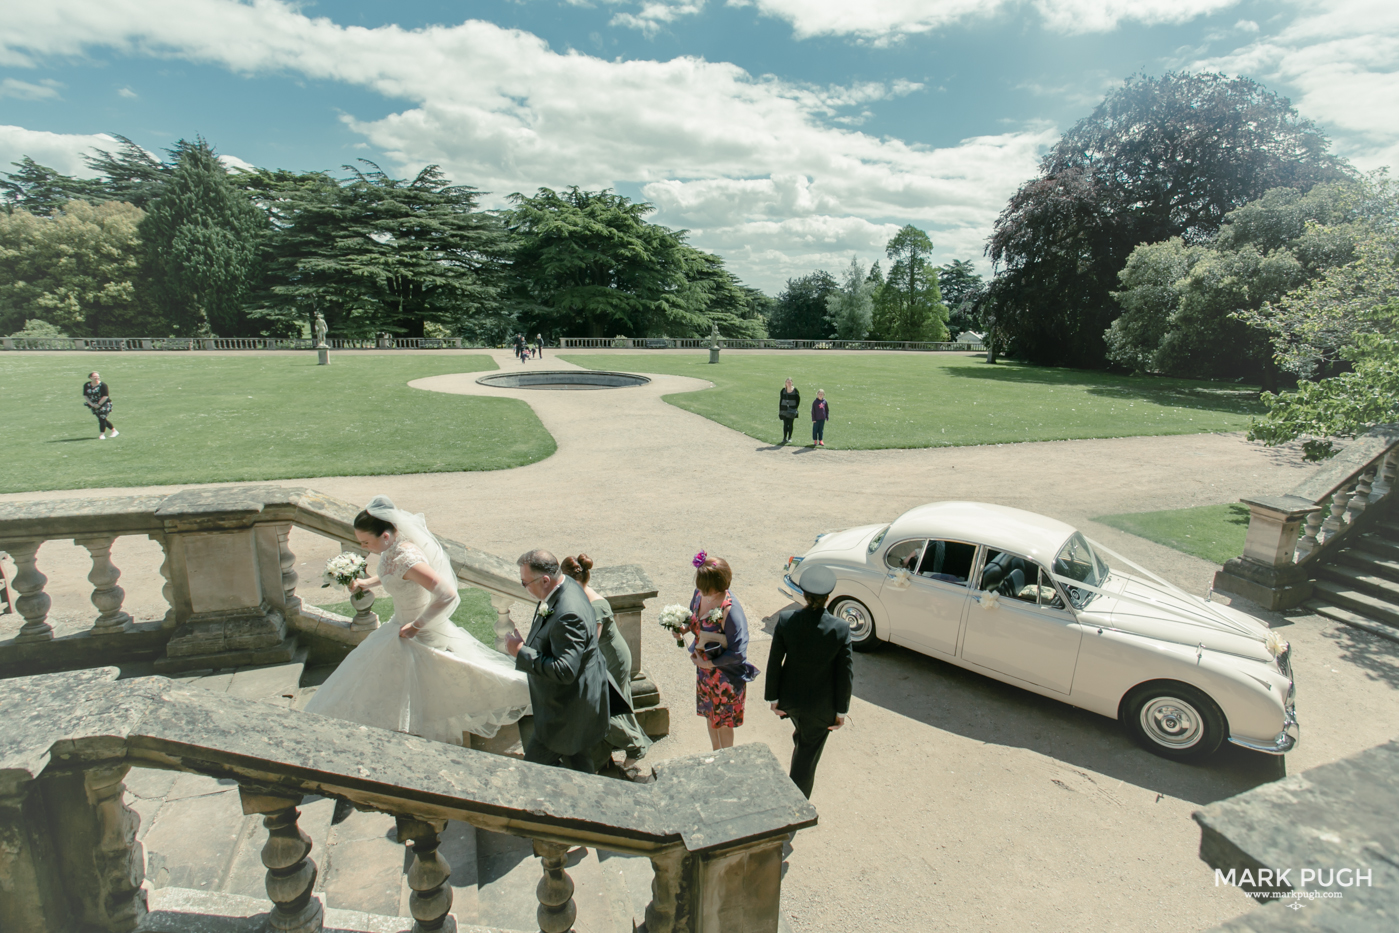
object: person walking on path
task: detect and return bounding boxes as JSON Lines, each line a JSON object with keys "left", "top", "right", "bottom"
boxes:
{"left": 506, "top": 549, "right": 613, "bottom": 772}
{"left": 778, "top": 378, "right": 800, "bottom": 444}
{"left": 83, "top": 371, "right": 118, "bottom": 439}
{"left": 810, "top": 389, "right": 830, "bottom": 447}
{"left": 687, "top": 553, "right": 760, "bottom": 751}
{"left": 561, "top": 554, "right": 653, "bottom": 780}
{"left": 536, "top": 334, "right": 545, "bottom": 359}
{"left": 765, "top": 564, "right": 852, "bottom": 798}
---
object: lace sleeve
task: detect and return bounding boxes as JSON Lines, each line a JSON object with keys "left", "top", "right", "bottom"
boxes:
{"left": 380, "top": 541, "right": 427, "bottom": 578}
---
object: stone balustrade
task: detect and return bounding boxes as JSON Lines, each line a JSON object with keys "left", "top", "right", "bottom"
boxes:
{"left": 1214, "top": 425, "right": 1399, "bottom": 609}
{"left": 558, "top": 336, "right": 980, "bottom": 351}
{"left": 0, "top": 667, "right": 813, "bottom": 933}
{"left": 0, "top": 337, "right": 467, "bottom": 351}
{"left": 0, "top": 485, "right": 665, "bottom": 731}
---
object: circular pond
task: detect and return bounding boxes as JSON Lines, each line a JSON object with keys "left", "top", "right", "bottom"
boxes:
{"left": 475, "top": 370, "right": 651, "bottom": 391}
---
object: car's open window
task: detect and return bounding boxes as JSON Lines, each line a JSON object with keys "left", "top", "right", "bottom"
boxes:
{"left": 884, "top": 539, "right": 926, "bottom": 571}
{"left": 917, "top": 540, "right": 977, "bottom": 585}
{"left": 982, "top": 550, "right": 1073, "bottom": 610}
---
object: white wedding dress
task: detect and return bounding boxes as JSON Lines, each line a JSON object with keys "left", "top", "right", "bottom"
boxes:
{"left": 304, "top": 501, "right": 531, "bottom": 745}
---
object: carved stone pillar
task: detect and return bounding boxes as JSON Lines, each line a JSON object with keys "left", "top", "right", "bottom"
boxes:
{"left": 645, "top": 847, "right": 694, "bottom": 933}
{"left": 534, "top": 839, "right": 577, "bottom": 933}
{"left": 83, "top": 766, "right": 146, "bottom": 931}
{"left": 490, "top": 592, "right": 516, "bottom": 652}
{"left": 275, "top": 524, "right": 302, "bottom": 619}
{"left": 349, "top": 589, "right": 379, "bottom": 632}
{"left": 1344, "top": 468, "right": 1376, "bottom": 522}
{"left": 1318, "top": 484, "right": 1355, "bottom": 544}
{"left": 0, "top": 783, "right": 69, "bottom": 932}
{"left": 1372, "top": 449, "right": 1398, "bottom": 499}
{"left": 1212, "top": 496, "right": 1319, "bottom": 611}
{"left": 8, "top": 540, "right": 53, "bottom": 643}
{"left": 1295, "top": 509, "right": 1325, "bottom": 562}
{"left": 240, "top": 790, "right": 323, "bottom": 933}
{"left": 398, "top": 817, "right": 454, "bottom": 932}
{"left": 148, "top": 534, "right": 176, "bottom": 628}
{"left": 75, "top": 536, "right": 133, "bottom": 634}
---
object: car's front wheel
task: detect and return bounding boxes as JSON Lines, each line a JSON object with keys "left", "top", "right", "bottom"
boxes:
{"left": 1121, "top": 681, "right": 1227, "bottom": 762}
{"left": 828, "top": 596, "right": 879, "bottom": 652}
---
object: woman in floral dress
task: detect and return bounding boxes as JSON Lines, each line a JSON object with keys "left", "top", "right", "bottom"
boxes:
{"left": 687, "top": 554, "right": 760, "bottom": 750}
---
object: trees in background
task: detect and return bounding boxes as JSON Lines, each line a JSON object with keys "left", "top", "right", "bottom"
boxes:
{"left": 825, "top": 257, "right": 874, "bottom": 339}
{"left": 0, "top": 200, "right": 157, "bottom": 336}
{"left": 988, "top": 72, "right": 1349, "bottom": 368}
{"left": 769, "top": 270, "right": 837, "bottom": 339}
{"left": 936, "top": 259, "right": 983, "bottom": 336}
{"left": 871, "top": 225, "right": 948, "bottom": 341}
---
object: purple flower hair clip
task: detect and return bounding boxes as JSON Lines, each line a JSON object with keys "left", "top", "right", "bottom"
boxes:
{"left": 692, "top": 550, "right": 708, "bottom": 568}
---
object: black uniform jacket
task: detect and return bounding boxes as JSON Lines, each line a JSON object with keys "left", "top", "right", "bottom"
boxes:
{"left": 764, "top": 605, "right": 853, "bottom": 725}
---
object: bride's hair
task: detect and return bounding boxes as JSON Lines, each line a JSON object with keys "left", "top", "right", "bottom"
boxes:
{"left": 354, "top": 510, "right": 396, "bottom": 538}
{"left": 560, "top": 553, "right": 593, "bottom": 585}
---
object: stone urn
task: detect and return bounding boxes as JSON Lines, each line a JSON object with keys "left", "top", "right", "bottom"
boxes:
{"left": 349, "top": 588, "right": 379, "bottom": 632}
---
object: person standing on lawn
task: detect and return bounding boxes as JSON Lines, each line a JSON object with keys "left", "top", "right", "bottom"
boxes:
{"left": 810, "top": 389, "right": 830, "bottom": 447}
{"left": 778, "top": 377, "right": 800, "bottom": 444}
{"left": 83, "top": 371, "right": 118, "bottom": 439}
{"left": 765, "top": 564, "right": 852, "bottom": 798}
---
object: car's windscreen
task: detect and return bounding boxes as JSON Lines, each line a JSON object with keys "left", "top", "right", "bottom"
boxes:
{"left": 1053, "top": 533, "right": 1107, "bottom": 608}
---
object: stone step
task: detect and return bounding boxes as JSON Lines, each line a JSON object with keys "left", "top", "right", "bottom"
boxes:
{"left": 1368, "top": 520, "right": 1399, "bottom": 544}
{"left": 1309, "top": 579, "right": 1399, "bottom": 628}
{"left": 1305, "top": 600, "right": 1399, "bottom": 644}
{"left": 1314, "top": 561, "right": 1399, "bottom": 604}
{"left": 1359, "top": 530, "right": 1399, "bottom": 560}
{"left": 1335, "top": 547, "right": 1399, "bottom": 583}
{"left": 138, "top": 886, "right": 519, "bottom": 933}
{"left": 171, "top": 648, "right": 308, "bottom": 708}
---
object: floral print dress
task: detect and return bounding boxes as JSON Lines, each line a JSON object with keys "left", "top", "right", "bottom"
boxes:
{"left": 688, "top": 589, "right": 760, "bottom": 728}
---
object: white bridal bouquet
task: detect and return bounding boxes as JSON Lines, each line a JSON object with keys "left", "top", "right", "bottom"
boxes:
{"left": 657, "top": 604, "right": 692, "bottom": 648}
{"left": 323, "top": 552, "right": 368, "bottom": 589}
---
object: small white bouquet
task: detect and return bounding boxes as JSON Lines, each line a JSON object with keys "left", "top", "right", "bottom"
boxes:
{"left": 1265, "top": 629, "right": 1289, "bottom": 658}
{"left": 888, "top": 568, "right": 913, "bottom": 590}
{"left": 323, "top": 552, "right": 368, "bottom": 589}
{"left": 657, "top": 603, "right": 692, "bottom": 648}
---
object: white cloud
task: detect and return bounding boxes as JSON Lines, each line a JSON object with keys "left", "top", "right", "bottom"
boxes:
{"left": 1190, "top": 0, "right": 1399, "bottom": 172}
{"left": 0, "top": 1, "right": 1048, "bottom": 290}
{"left": 0, "top": 125, "right": 117, "bottom": 176}
{"left": 611, "top": 1, "right": 707, "bottom": 37}
{"left": 0, "top": 77, "right": 61, "bottom": 101}
{"left": 117, "top": 86, "right": 138, "bottom": 98}
{"left": 726, "top": 0, "right": 1239, "bottom": 41}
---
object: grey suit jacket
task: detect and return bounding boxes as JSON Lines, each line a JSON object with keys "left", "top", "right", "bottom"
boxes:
{"left": 514, "top": 576, "right": 610, "bottom": 755}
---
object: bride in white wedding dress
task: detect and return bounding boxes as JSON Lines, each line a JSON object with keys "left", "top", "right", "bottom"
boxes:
{"left": 304, "top": 496, "right": 531, "bottom": 744}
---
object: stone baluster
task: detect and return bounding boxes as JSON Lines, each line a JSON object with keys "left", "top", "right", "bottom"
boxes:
{"left": 274, "top": 524, "right": 302, "bottom": 618}
{"left": 8, "top": 540, "right": 53, "bottom": 643}
{"left": 1372, "top": 448, "right": 1398, "bottom": 500}
{"left": 644, "top": 847, "right": 691, "bottom": 933}
{"left": 490, "top": 592, "right": 516, "bottom": 653}
{"left": 1344, "top": 468, "right": 1376, "bottom": 522}
{"left": 239, "top": 790, "right": 322, "bottom": 933}
{"left": 84, "top": 765, "right": 146, "bottom": 931}
{"left": 75, "top": 536, "right": 133, "bottom": 634}
{"left": 1295, "top": 509, "right": 1325, "bottom": 562}
{"left": 1317, "top": 483, "right": 1355, "bottom": 545}
{"left": 534, "top": 839, "right": 577, "bottom": 933}
{"left": 398, "top": 817, "right": 454, "bottom": 932}
{"left": 148, "top": 534, "right": 176, "bottom": 628}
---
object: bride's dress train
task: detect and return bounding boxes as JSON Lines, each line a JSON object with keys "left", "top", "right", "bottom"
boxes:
{"left": 304, "top": 503, "right": 530, "bottom": 744}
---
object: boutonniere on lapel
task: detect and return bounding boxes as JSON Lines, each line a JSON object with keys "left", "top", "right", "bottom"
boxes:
{"left": 536, "top": 605, "right": 554, "bottom": 620}
{"left": 705, "top": 608, "right": 724, "bottom": 625}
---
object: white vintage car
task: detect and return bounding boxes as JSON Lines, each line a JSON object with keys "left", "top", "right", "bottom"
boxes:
{"left": 780, "top": 502, "right": 1298, "bottom": 761}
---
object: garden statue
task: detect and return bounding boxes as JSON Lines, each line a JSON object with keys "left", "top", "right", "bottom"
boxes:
{"left": 709, "top": 322, "right": 721, "bottom": 364}
{"left": 313, "top": 312, "right": 328, "bottom": 348}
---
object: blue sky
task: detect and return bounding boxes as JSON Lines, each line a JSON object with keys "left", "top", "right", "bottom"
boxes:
{"left": 2, "top": 1, "right": 1395, "bottom": 292}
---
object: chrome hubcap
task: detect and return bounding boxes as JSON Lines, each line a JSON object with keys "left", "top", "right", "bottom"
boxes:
{"left": 833, "top": 601, "right": 871, "bottom": 640}
{"left": 1141, "top": 697, "right": 1202, "bottom": 749}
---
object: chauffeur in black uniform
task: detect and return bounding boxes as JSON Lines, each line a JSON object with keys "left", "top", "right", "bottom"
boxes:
{"left": 765, "top": 565, "right": 853, "bottom": 798}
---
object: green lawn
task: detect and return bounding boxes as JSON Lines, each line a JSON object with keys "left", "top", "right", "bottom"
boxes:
{"left": 1093, "top": 503, "right": 1252, "bottom": 566}
{"left": 561, "top": 352, "right": 1262, "bottom": 449}
{"left": 0, "top": 354, "right": 555, "bottom": 493}
{"left": 321, "top": 587, "right": 499, "bottom": 647}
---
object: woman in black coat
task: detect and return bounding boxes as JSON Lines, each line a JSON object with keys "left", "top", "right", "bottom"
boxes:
{"left": 778, "top": 378, "right": 800, "bottom": 444}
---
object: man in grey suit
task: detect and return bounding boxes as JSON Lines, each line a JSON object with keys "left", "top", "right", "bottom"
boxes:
{"left": 506, "top": 549, "right": 610, "bottom": 772}
{"left": 765, "top": 565, "right": 853, "bottom": 798}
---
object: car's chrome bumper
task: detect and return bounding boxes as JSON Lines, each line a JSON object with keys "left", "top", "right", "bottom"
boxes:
{"left": 779, "top": 572, "right": 803, "bottom": 603}
{"left": 1227, "top": 703, "right": 1299, "bottom": 755}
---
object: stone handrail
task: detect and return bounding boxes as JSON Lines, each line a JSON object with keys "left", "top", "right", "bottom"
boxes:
{"left": 0, "top": 667, "right": 814, "bottom": 933}
{"left": 0, "top": 486, "right": 663, "bottom": 733}
{"left": 0, "top": 337, "right": 470, "bottom": 351}
{"left": 1213, "top": 425, "right": 1399, "bottom": 610}
{"left": 559, "top": 336, "right": 979, "bottom": 351}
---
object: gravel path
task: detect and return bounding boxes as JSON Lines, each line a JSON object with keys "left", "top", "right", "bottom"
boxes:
{"left": 5, "top": 348, "right": 1395, "bottom": 933}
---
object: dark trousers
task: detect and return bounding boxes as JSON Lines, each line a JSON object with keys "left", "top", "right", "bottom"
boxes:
{"left": 784, "top": 710, "right": 832, "bottom": 798}
{"left": 95, "top": 413, "right": 114, "bottom": 433}
{"left": 524, "top": 734, "right": 597, "bottom": 774}
{"left": 780, "top": 417, "right": 794, "bottom": 441}
{"left": 812, "top": 420, "right": 826, "bottom": 443}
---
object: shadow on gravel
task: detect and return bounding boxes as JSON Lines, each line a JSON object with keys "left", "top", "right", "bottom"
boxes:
{"left": 1319, "top": 622, "right": 1399, "bottom": 690}
{"left": 846, "top": 643, "right": 1284, "bottom": 804}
